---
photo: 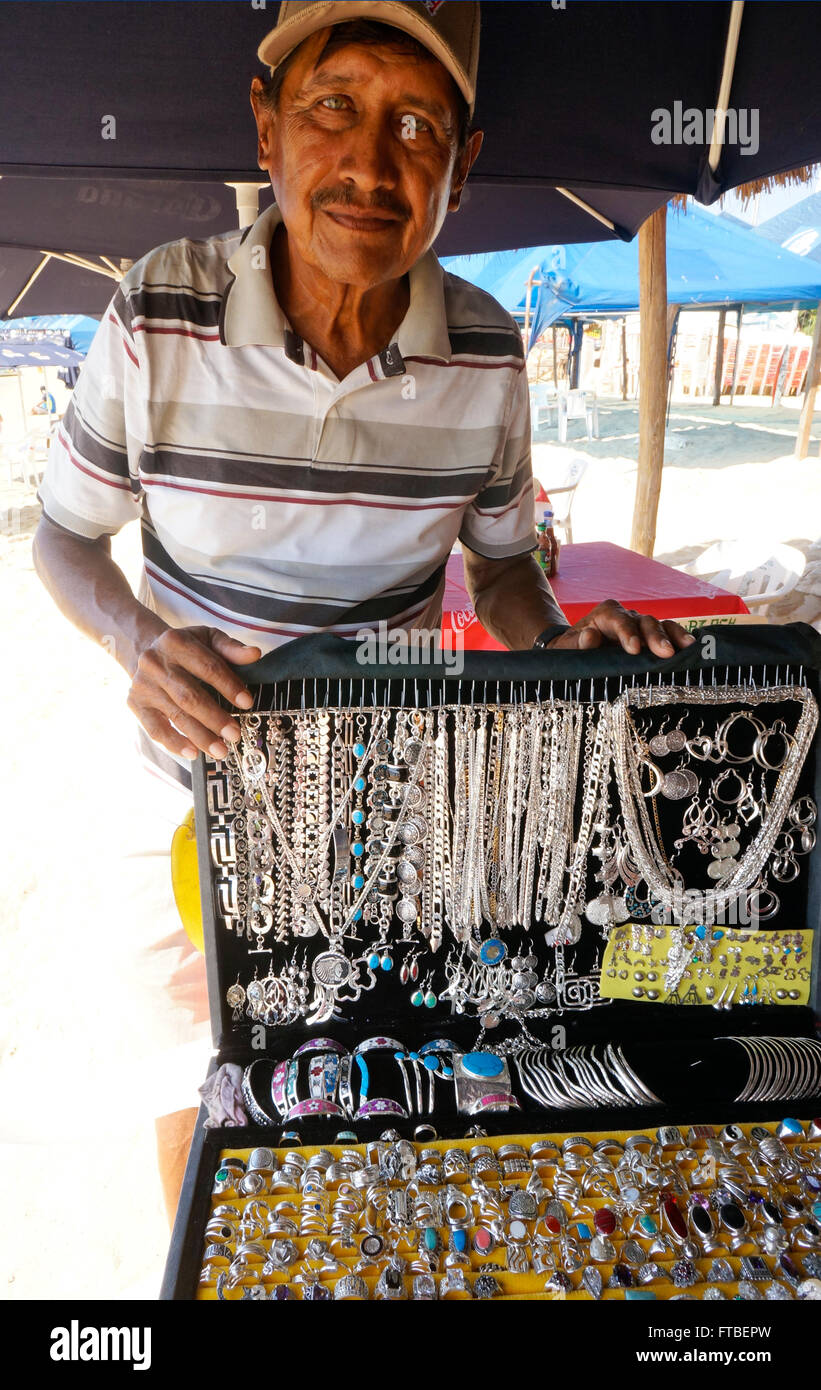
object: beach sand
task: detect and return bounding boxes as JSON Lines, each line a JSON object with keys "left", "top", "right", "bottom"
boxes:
{"left": 0, "top": 397, "right": 818, "bottom": 1299}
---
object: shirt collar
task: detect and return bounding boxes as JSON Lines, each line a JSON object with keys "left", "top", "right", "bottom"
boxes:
{"left": 221, "top": 204, "right": 289, "bottom": 350}
{"left": 221, "top": 203, "right": 452, "bottom": 363}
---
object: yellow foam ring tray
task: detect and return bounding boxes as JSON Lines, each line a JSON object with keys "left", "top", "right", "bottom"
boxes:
{"left": 600, "top": 923, "right": 813, "bottom": 1007}
{"left": 196, "top": 1120, "right": 818, "bottom": 1302}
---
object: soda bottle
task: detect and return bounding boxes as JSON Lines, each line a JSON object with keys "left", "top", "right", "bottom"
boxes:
{"left": 535, "top": 521, "right": 547, "bottom": 569}
{"left": 540, "top": 507, "right": 559, "bottom": 577}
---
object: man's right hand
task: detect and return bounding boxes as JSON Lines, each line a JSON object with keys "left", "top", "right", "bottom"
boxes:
{"left": 127, "top": 626, "right": 262, "bottom": 761}
{"left": 32, "top": 516, "right": 263, "bottom": 761}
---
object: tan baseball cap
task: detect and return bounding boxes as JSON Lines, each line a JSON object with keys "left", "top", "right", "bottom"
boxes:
{"left": 258, "top": 2, "right": 480, "bottom": 114}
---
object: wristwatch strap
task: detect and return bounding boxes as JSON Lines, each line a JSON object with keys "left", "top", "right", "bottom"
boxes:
{"left": 533, "top": 623, "right": 571, "bottom": 650}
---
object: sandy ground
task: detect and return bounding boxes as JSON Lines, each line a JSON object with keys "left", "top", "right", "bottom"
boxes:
{"left": 0, "top": 396, "right": 819, "bottom": 1301}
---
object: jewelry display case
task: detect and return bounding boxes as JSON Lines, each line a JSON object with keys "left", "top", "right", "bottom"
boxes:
{"left": 161, "top": 623, "right": 821, "bottom": 1301}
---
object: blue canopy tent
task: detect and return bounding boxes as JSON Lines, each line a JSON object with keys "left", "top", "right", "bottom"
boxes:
{"left": 443, "top": 204, "right": 821, "bottom": 344}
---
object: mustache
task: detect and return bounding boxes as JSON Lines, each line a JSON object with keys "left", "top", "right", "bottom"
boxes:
{"left": 311, "top": 186, "right": 409, "bottom": 218}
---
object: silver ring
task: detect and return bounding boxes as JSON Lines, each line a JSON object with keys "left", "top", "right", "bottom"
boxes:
{"left": 561, "top": 1135, "right": 594, "bottom": 1156}
{"left": 247, "top": 1146, "right": 275, "bottom": 1173}
{"left": 375, "top": 1264, "right": 407, "bottom": 1300}
{"left": 439, "top": 1268, "right": 473, "bottom": 1299}
{"left": 334, "top": 1273, "right": 369, "bottom": 1301}
{"left": 776, "top": 1118, "right": 804, "bottom": 1140}
{"left": 202, "top": 1242, "right": 233, "bottom": 1265}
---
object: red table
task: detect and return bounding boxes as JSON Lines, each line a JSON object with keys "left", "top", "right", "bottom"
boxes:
{"left": 443, "top": 541, "right": 750, "bottom": 651}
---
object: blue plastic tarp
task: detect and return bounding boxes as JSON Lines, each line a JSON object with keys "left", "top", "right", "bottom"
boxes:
{"left": 443, "top": 203, "right": 821, "bottom": 348}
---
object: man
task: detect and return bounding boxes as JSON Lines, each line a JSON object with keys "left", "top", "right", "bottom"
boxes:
{"left": 34, "top": 1, "right": 692, "bottom": 781}
{"left": 32, "top": 384, "right": 57, "bottom": 415}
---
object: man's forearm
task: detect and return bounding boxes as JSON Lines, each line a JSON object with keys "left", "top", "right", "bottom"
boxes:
{"left": 465, "top": 550, "right": 569, "bottom": 650}
{"left": 32, "top": 517, "right": 167, "bottom": 676}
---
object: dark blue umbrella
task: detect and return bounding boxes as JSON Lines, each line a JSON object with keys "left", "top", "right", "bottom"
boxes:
{"left": 0, "top": 340, "right": 85, "bottom": 367}
{"left": 0, "top": 175, "right": 272, "bottom": 316}
{"left": 1, "top": 2, "right": 819, "bottom": 248}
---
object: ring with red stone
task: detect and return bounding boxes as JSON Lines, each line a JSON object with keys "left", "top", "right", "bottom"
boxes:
{"left": 660, "top": 1196, "right": 689, "bottom": 1246}
{"left": 590, "top": 1205, "right": 620, "bottom": 1239}
{"left": 472, "top": 1225, "right": 496, "bottom": 1258}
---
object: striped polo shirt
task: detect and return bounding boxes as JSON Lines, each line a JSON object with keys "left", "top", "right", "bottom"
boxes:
{"left": 39, "top": 203, "right": 536, "bottom": 649}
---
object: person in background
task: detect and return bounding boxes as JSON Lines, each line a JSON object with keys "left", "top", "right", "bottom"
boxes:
{"left": 31, "top": 384, "right": 56, "bottom": 415}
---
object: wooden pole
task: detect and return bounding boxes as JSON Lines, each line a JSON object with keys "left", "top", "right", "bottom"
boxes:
{"left": 795, "top": 301, "right": 821, "bottom": 459}
{"left": 621, "top": 318, "right": 628, "bottom": 400}
{"left": 551, "top": 326, "right": 558, "bottom": 386}
{"left": 630, "top": 206, "right": 668, "bottom": 557}
{"left": 712, "top": 307, "right": 726, "bottom": 406}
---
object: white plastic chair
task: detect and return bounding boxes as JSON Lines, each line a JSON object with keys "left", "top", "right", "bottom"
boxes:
{"left": 529, "top": 381, "right": 557, "bottom": 433}
{"left": 557, "top": 387, "right": 599, "bottom": 443}
{"left": 680, "top": 540, "right": 806, "bottom": 612}
{"left": 531, "top": 456, "right": 588, "bottom": 545}
{"left": 1, "top": 419, "right": 54, "bottom": 487}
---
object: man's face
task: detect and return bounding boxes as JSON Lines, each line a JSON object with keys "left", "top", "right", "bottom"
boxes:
{"left": 251, "top": 31, "right": 482, "bottom": 288}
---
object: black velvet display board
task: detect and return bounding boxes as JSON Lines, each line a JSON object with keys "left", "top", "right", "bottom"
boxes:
{"left": 161, "top": 623, "right": 821, "bottom": 1299}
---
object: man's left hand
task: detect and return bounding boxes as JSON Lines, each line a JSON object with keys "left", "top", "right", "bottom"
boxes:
{"left": 545, "top": 600, "right": 696, "bottom": 657}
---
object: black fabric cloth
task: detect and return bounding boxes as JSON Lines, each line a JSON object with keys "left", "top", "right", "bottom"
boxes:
{"left": 237, "top": 622, "right": 821, "bottom": 688}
